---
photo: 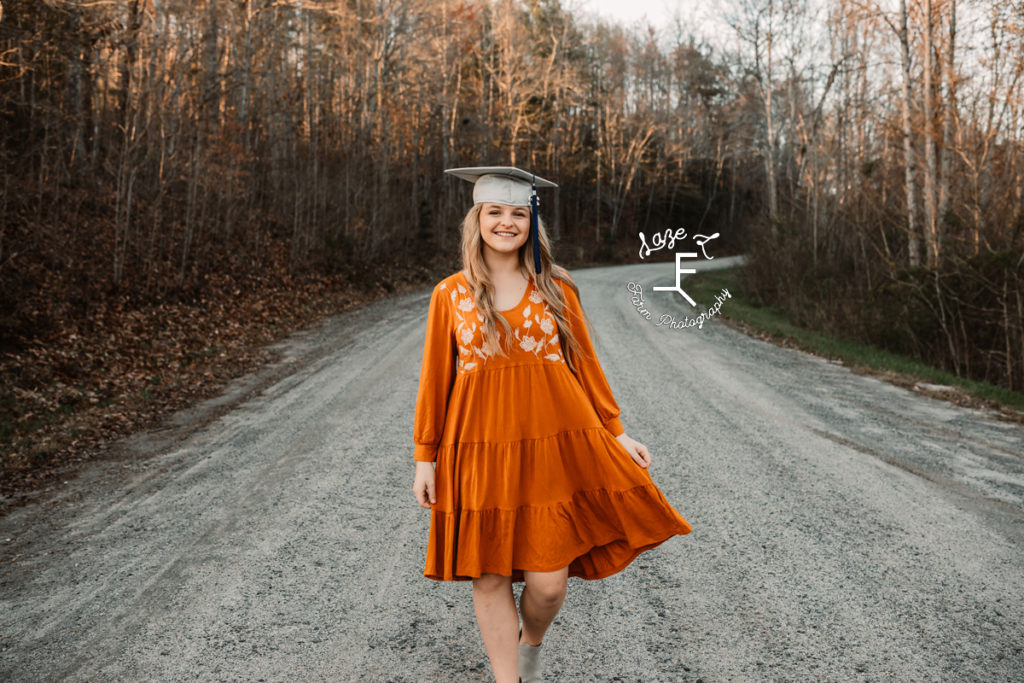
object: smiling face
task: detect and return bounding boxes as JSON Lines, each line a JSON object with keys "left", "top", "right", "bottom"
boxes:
{"left": 478, "top": 202, "right": 530, "bottom": 257}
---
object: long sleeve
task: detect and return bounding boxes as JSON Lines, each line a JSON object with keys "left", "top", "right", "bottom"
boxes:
{"left": 559, "top": 279, "right": 625, "bottom": 437}
{"left": 413, "top": 282, "right": 457, "bottom": 462}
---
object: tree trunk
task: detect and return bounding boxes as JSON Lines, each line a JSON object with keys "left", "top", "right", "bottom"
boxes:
{"left": 899, "top": 0, "right": 920, "bottom": 267}
{"left": 922, "top": 0, "right": 939, "bottom": 268}
{"left": 764, "top": 0, "right": 779, "bottom": 230}
{"left": 937, "top": 0, "right": 956, "bottom": 264}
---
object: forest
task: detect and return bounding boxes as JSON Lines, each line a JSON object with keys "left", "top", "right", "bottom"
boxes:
{"left": 1, "top": 0, "right": 1022, "bottom": 484}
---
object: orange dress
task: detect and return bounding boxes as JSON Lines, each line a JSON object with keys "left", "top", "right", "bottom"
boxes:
{"left": 413, "top": 270, "right": 692, "bottom": 582}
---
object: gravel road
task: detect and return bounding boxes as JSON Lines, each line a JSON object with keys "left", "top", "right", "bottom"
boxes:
{"left": 2, "top": 259, "right": 1022, "bottom": 682}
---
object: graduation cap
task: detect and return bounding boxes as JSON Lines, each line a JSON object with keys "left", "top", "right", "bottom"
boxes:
{"left": 445, "top": 166, "right": 557, "bottom": 274}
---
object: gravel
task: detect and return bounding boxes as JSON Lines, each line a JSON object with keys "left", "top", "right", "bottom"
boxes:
{"left": 1, "top": 259, "right": 1022, "bottom": 682}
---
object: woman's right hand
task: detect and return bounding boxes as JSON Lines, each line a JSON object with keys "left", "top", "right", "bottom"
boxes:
{"left": 413, "top": 461, "right": 436, "bottom": 508}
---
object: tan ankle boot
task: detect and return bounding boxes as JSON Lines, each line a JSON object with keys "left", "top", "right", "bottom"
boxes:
{"left": 518, "top": 628, "right": 543, "bottom": 683}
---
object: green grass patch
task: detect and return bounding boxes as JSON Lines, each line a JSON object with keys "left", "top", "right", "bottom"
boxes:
{"left": 688, "top": 267, "right": 1024, "bottom": 413}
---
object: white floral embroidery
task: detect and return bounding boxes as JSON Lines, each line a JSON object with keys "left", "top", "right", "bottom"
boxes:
{"left": 519, "top": 335, "right": 539, "bottom": 352}
{"left": 446, "top": 277, "right": 566, "bottom": 373}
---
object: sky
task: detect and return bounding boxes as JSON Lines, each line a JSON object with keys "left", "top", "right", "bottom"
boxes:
{"left": 578, "top": 0, "right": 686, "bottom": 29}
{"left": 573, "top": 0, "right": 733, "bottom": 48}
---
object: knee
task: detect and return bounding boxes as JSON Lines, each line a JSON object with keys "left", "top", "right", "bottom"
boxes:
{"left": 526, "top": 580, "right": 566, "bottom": 607}
{"left": 473, "top": 573, "right": 511, "bottom": 594}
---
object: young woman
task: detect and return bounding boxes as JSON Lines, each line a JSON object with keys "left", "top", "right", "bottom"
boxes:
{"left": 412, "top": 166, "right": 692, "bottom": 683}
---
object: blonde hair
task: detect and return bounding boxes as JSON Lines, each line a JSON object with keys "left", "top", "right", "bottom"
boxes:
{"left": 458, "top": 203, "right": 594, "bottom": 375}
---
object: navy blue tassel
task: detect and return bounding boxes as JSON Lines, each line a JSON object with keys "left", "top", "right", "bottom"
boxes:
{"left": 531, "top": 175, "right": 541, "bottom": 274}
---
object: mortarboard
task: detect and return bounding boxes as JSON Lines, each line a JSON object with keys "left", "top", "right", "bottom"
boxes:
{"left": 445, "top": 166, "right": 557, "bottom": 274}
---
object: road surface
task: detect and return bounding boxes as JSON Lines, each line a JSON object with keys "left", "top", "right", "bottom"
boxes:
{"left": 2, "top": 259, "right": 1022, "bottom": 681}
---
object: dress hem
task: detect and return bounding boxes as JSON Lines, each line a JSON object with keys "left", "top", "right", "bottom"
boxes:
{"left": 421, "top": 523, "right": 691, "bottom": 583}
{"left": 423, "top": 480, "right": 693, "bottom": 582}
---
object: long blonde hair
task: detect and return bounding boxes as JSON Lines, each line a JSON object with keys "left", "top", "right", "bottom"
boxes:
{"left": 458, "top": 203, "right": 594, "bottom": 375}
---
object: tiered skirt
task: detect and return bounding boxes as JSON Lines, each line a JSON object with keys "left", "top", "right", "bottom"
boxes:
{"left": 425, "top": 361, "right": 692, "bottom": 582}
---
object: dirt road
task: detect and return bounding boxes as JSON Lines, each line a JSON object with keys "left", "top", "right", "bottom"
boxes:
{"left": 2, "top": 260, "right": 1022, "bottom": 681}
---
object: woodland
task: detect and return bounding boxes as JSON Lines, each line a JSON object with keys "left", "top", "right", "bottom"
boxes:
{"left": 0, "top": 0, "right": 1022, "bottom": 499}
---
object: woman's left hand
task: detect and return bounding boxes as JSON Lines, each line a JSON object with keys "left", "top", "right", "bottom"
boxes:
{"left": 615, "top": 432, "right": 651, "bottom": 468}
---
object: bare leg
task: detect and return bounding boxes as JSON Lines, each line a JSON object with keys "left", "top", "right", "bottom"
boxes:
{"left": 472, "top": 573, "right": 519, "bottom": 683}
{"left": 519, "top": 567, "right": 569, "bottom": 646}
